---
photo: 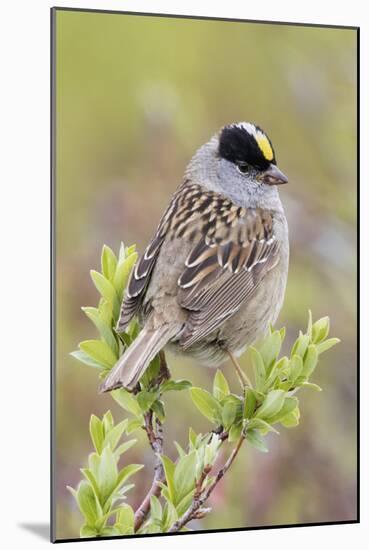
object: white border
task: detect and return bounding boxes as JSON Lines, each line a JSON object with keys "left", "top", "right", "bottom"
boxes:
{"left": 1, "top": 1, "right": 365, "bottom": 548}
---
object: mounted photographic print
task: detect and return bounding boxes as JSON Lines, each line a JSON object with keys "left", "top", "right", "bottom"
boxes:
{"left": 51, "top": 7, "right": 359, "bottom": 542}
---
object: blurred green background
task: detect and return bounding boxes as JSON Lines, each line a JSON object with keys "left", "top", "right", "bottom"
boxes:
{"left": 54, "top": 10, "right": 357, "bottom": 540}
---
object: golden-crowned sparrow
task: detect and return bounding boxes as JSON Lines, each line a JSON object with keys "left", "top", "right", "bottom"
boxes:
{"left": 100, "top": 122, "right": 289, "bottom": 392}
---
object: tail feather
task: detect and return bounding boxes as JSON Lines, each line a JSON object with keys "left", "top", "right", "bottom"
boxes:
{"left": 99, "top": 324, "right": 176, "bottom": 393}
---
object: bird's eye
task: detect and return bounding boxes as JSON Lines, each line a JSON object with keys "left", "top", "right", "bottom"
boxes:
{"left": 236, "top": 163, "right": 250, "bottom": 175}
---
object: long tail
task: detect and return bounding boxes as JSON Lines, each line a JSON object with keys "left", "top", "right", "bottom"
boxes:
{"left": 99, "top": 324, "right": 177, "bottom": 393}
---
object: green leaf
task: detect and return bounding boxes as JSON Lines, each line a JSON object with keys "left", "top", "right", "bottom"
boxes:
{"left": 80, "top": 525, "right": 98, "bottom": 537}
{"left": 246, "top": 429, "right": 268, "bottom": 453}
{"left": 82, "top": 307, "right": 118, "bottom": 355}
{"left": 276, "top": 356, "right": 290, "bottom": 376}
{"left": 118, "top": 483, "right": 135, "bottom": 497}
{"left": 90, "top": 270, "right": 120, "bottom": 321}
{"left": 290, "top": 354, "right": 304, "bottom": 385}
{"left": 118, "top": 242, "right": 126, "bottom": 262}
{"left": 113, "top": 252, "right": 138, "bottom": 301}
{"left": 150, "top": 495, "right": 162, "bottom": 520}
{"left": 102, "top": 410, "right": 114, "bottom": 433}
{"left": 127, "top": 318, "right": 140, "bottom": 339}
{"left": 228, "top": 422, "right": 242, "bottom": 442}
{"left": 74, "top": 480, "right": 102, "bottom": 525}
{"left": 112, "top": 389, "right": 142, "bottom": 417}
{"left": 291, "top": 333, "right": 310, "bottom": 359}
{"left": 189, "top": 427, "right": 197, "bottom": 448}
{"left": 140, "top": 522, "right": 162, "bottom": 535}
{"left": 247, "top": 418, "right": 279, "bottom": 434}
{"left": 249, "top": 347, "right": 266, "bottom": 390}
{"left": 80, "top": 469, "right": 100, "bottom": 502}
{"left": 279, "top": 326, "right": 286, "bottom": 343}
{"left": 302, "top": 382, "right": 322, "bottom": 392}
{"left": 158, "top": 484, "right": 171, "bottom": 503}
{"left": 280, "top": 407, "right": 300, "bottom": 428}
{"left": 259, "top": 331, "right": 282, "bottom": 372}
{"left": 160, "top": 455, "right": 176, "bottom": 502}
{"left": 316, "top": 338, "right": 340, "bottom": 354}
{"left": 119, "top": 332, "right": 132, "bottom": 348}
{"left": 213, "top": 369, "right": 230, "bottom": 401}
{"left": 101, "top": 245, "right": 117, "bottom": 282}
{"left": 126, "top": 418, "right": 143, "bottom": 433}
{"left": 79, "top": 340, "right": 117, "bottom": 369}
{"left": 100, "top": 527, "right": 120, "bottom": 536}
{"left": 174, "top": 451, "right": 197, "bottom": 502}
{"left": 267, "top": 396, "right": 298, "bottom": 425}
{"left": 175, "top": 489, "right": 195, "bottom": 517}
{"left": 89, "top": 415, "right": 104, "bottom": 455}
{"left": 265, "top": 356, "right": 289, "bottom": 389}
{"left": 277, "top": 380, "right": 292, "bottom": 392}
{"left": 126, "top": 244, "right": 137, "bottom": 256}
{"left": 160, "top": 379, "right": 192, "bottom": 393}
{"left": 70, "top": 350, "right": 103, "bottom": 369}
{"left": 93, "top": 506, "right": 126, "bottom": 533}
{"left": 115, "top": 463, "right": 143, "bottom": 492}
{"left": 88, "top": 452, "right": 100, "bottom": 480}
{"left": 98, "top": 298, "right": 113, "bottom": 325}
{"left": 222, "top": 398, "right": 238, "bottom": 428}
{"left": 104, "top": 420, "right": 128, "bottom": 452}
{"left": 114, "top": 439, "right": 137, "bottom": 460}
{"left": 162, "top": 500, "right": 178, "bottom": 531}
{"left": 97, "top": 447, "right": 118, "bottom": 503}
{"left": 302, "top": 344, "right": 318, "bottom": 378}
{"left": 151, "top": 399, "right": 166, "bottom": 423}
{"left": 221, "top": 394, "right": 242, "bottom": 424}
{"left": 312, "top": 317, "right": 330, "bottom": 343}
{"left": 255, "top": 389, "right": 285, "bottom": 420}
{"left": 190, "top": 387, "right": 222, "bottom": 424}
{"left": 114, "top": 502, "right": 135, "bottom": 535}
{"left": 137, "top": 391, "right": 159, "bottom": 413}
{"left": 139, "top": 354, "right": 160, "bottom": 389}
{"left": 204, "top": 434, "right": 221, "bottom": 465}
{"left": 243, "top": 388, "right": 257, "bottom": 419}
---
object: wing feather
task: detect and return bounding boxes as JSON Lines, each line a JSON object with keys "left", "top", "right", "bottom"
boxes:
{"left": 178, "top": 209, "right": 280, "bottom": 347}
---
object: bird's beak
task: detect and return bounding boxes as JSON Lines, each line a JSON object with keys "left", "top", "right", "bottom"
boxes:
{"left": 261, "top": 164, "right": 288, "bottom": 186}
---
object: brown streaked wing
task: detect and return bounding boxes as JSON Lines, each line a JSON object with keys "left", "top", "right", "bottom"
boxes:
{"left": 116, "top": 233, "right": 166, "bottom": 331}
{"left": 117, "top": 182, "right": 226, "bottom": 331}
{"left": 178, "top": 208, "right": 280, "bottom": 348}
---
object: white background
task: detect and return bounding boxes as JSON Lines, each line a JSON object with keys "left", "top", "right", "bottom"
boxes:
{"left": 0, "top": 0, "right": 366, "bottom": 548}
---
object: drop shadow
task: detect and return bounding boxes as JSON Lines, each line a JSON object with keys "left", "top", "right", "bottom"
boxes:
{"left": 18, "top": 523, "right": 50, "bottom": 541}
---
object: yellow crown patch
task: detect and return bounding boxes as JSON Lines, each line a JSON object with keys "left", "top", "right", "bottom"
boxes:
{"left": 256, "top": 132, "right": 274, "bottom": 161}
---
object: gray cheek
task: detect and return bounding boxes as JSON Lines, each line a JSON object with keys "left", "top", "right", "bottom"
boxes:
{"left": 216, "top": 159, "right": 259, "bottom": 206}
{"left": 217, "top": 159, "right": 241, "bottom": 190}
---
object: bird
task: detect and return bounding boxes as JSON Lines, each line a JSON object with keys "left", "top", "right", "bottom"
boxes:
{"left": 100, "top": 122, "right": 289, "bottom": 393}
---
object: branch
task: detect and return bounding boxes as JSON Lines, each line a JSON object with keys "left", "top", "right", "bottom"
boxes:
{"left": 133, "top": 351, "right": 170, "bottom": 532}
{"left": 134, "top": 413, "right": 165, "bottom": 531}
{"left": 168, "top": 433, "right": 246, "bottom": 533}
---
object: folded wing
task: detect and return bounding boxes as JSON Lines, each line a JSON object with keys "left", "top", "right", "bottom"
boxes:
{"left": 178, "top": 208, "right": 280, "bottom": 347}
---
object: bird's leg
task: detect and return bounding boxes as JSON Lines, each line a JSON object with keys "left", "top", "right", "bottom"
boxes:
{"left": 227, "top": 350, "right": 252, "bottom": 389}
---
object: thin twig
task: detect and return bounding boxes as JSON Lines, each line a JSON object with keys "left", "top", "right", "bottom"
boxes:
{"left": 194, "top": 465, "right": 212, "bottom": 499}
{"left": 134, "top": 414, "right": 165, "bottom": 532}
{"left": 228, "top": 350, "right": 253, "bottom": 388}
{"left": 168, "top": 433, "right": 246, "bottom": 533}
{"left": 133, "top": 351, "right": 170, "bottom": 532}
